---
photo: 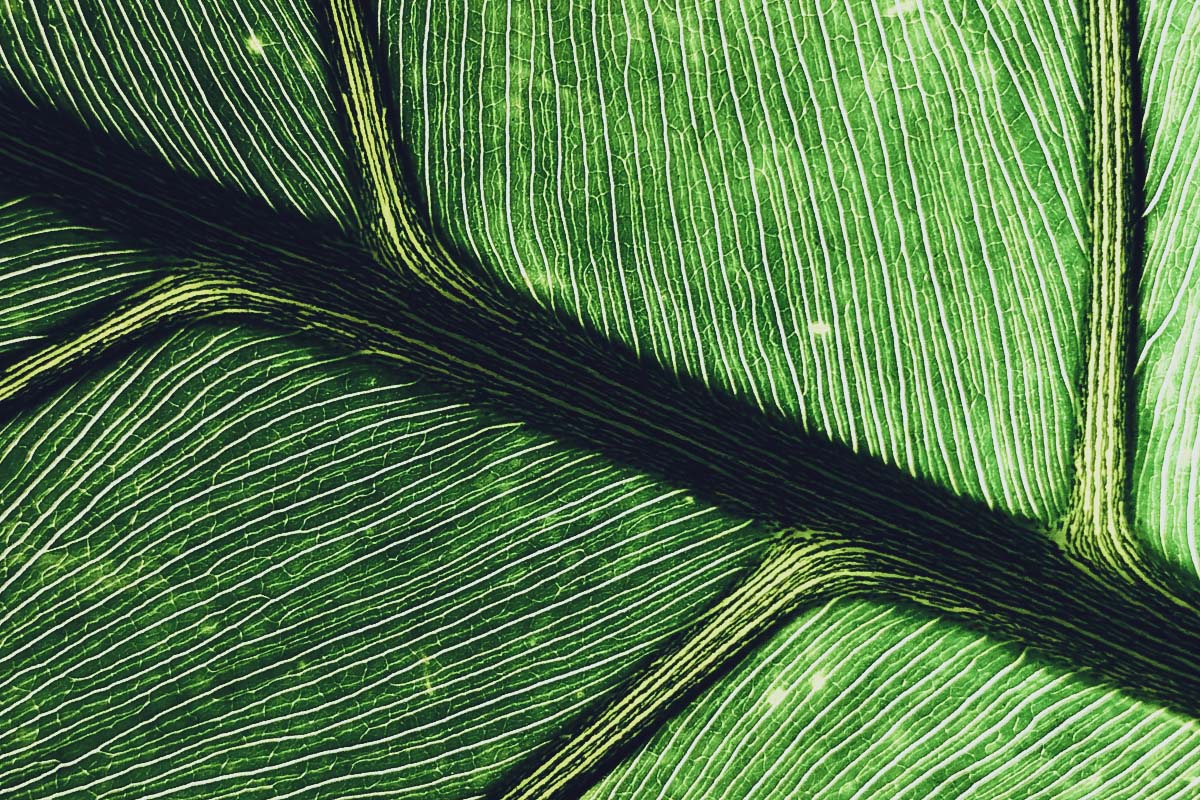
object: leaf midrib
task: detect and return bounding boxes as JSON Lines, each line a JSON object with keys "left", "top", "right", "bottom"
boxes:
{"left": 2, "top": 0, "right": 1198, "bottom": 797}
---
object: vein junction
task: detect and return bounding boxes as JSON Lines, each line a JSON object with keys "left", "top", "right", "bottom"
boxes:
{"left": 2, "top": 1, "right": 1199, "bottom": 800}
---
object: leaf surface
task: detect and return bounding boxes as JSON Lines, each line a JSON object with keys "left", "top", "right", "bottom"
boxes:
{"left": 1134, "top": 0, "right": 1200, "bottom": 578}
{"left": 386, "top": 0, "right": 1089, "bottom": 517}
{"left": 0, "top": 319, "right": 766, "bottom": 799}
{"left": 0, "top": 196, "right": 159, "bottom": 359}
{"left": 0, "top": 0, "right": 1198, "bottom": 797}
{"left": 586, "top": 599, "right": 1200, "bottom": 799}
{"left": 0, "top": 0, "right": 352, "bottom": 222}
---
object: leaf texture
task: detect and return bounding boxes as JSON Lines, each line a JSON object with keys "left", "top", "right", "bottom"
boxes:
{"left": 0, "top": 322, "right": 768, "bottom": 799}
{"left": 0, "top": 0, "right": 1198, "bottom": 797}
{"left": 0, "top": 194, "right": 159, "bottom": 359}
{"left": 385, "top": 0, "right": 1090, "bottom": 520}
{"left": 1134, "top": 0, "right": 1200, "bottom": 579}
{"left": 0, "top": 0, "right": 354, "bottom": 224}
{"left": 587, "top": 598, "right": 1200, "bottom": 799}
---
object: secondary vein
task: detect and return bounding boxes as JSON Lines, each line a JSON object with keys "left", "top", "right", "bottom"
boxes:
{"left": 1060, "top": 0, "right": 1139, "bottom": 573}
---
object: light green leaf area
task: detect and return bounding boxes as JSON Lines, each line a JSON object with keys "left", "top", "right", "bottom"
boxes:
{"left": 0, "top": 195, "right": 159, "bottom": 359}
{"left": 386, "top": 0, "right": 1089, "bottom": 519}
{"left": 0, "top": 323, "right": 767, "bottom": 799}
{"left": 1134, "top": 0, "right": 1200, "bottom": 579}
{"left": 588, "top": 598, "right": 1200, "bottom": 800}
{"left": 0, "top": 0, "right": 353, "bottom": 223}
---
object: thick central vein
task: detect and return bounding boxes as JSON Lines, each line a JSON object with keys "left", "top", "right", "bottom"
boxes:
{"left": 0, "top": 0, "right": 1194, "bottom": 798}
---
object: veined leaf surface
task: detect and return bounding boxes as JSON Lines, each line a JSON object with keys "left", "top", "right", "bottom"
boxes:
{"left": 0, "top": 321, "right": 767, "bottom": 799}
{"left": 387, "top": 0, "right": 1089, "bottom": 517}
{"left": 1134, "top": 0, "right": 1200, "bottom": 579}
{"left": 1, "top": 0, "right": 1199, "bottom": 798}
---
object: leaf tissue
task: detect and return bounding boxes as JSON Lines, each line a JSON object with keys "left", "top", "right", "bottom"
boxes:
{"left": 1, "top": 0, "right": 1200, "bottom": 798}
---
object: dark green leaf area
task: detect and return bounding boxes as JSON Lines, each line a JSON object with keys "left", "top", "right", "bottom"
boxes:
{"left": 0, "top": 324, "right": 767, "bottom": 800}
{"left": 0, "top": 195, "right": 161, "bottom": 362}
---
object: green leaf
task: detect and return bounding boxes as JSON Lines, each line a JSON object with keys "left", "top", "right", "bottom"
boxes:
{"left": 0, "top": 321, "right": 766, "bottom": 798}
{"left": 2, "top": 0, "right": 1200, "bottom": 798}
{"left": 0, "top": 0, "right": 353, "bottom": 222}
{"left": 0, "top": 195, "right": 159, "bottom": 359}
{"left": 587, "top": 600, "right": 1200, "bottom": 799}
{"left": 385, "top": 0, "right": 1089, "bottom": 517}
{"left": 1134, "top": 0, "right": 1200, "bottom": 578}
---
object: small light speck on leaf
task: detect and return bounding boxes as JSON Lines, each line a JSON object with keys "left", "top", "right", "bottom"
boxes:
{"left": 766, "top": 687, "right": 789, "bottom": 708}
{"left": 246, "top": 32, "right": 266, "bottom": 55}
{"left": 883, "top": 0, "right": 919, "bottom": 17}
{"left": 810, "top": 671, "right": 828, "bottom": 691}
{"left": 807, "top": 320, "right": 832, "bottom": 337}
